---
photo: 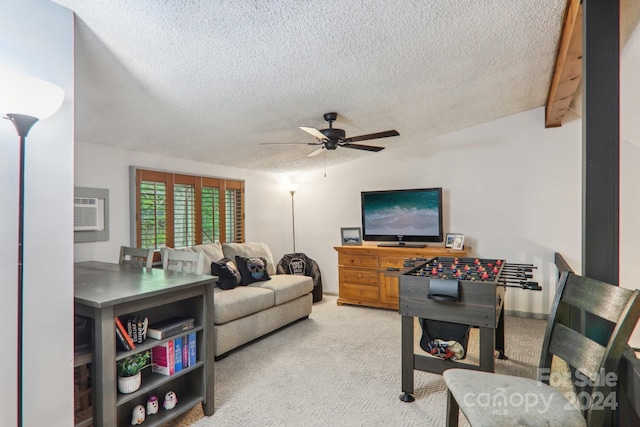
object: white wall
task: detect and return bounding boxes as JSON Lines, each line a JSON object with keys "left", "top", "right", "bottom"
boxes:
{"left": 0, "top": 1, "right": 74, "bottom": 426}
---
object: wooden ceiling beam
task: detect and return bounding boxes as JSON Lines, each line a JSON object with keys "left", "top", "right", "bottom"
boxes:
{"left": 545, "top": 0, "right": 582, "bottom": 128}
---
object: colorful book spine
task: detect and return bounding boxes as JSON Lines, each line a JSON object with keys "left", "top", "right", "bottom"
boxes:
{"left": 137, "top": 317, "right": 147, "bottom": 344}
{"left": 174, "top": 336, "right": 183, "bottom": 373}
{"left": 151, "top": 341, "right": 174, "bottom": 376}
{"left": 115, "top": 324, "right": 132, "bottom": 351}
{"left": 126, "top": 318, "right": 133, "bottom": 339}
{"left": 182, "top": 334, "right": 190, "bottom": 368}
{"left": 188, "top": 332, "right": 196, "bottom": 366}
{"left": 115, "top": 316, "right": 135, "bottom": 350}
{"left": 131, "top": 317, "right": 138, "bottom": 343}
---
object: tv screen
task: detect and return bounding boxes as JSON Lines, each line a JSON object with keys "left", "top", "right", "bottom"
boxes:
{"left": 361, "top": 187, "right": 443, "bottom": 247}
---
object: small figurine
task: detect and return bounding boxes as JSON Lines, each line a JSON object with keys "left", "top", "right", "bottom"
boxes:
{"left": 146, "top": 395, "right": 159, "bottom": 415}
{"left": 163, "top": 391, "right": 178, "bottom": 410}
{"left": 131, "top": 404, "right": 146, "bottom": 425}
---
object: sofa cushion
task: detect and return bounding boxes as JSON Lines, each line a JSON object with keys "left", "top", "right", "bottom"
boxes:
{"left": 211, "top": 258, "right": 242, "bottom": 290}
{"left": 235, "top": 256, "right": 271, "bottom": 285}
{"left": 213, "top": 286, "right": 275, "bottom": 324}
{"left": 176, "top": 242, "right": 224, "bottom": 275}
{"left": 222, "top": 242, "right": 276, "bottom": 276}
{"left": 250, "top": 274, "right": 313, "bottom": 305}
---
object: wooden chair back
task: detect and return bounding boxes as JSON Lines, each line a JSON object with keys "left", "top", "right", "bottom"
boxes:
{"left": 540, "top": 271, "right": 640, "bottom": 425}
{"left": 161, "top": 248, "right": 205, "bottom": 275}
{"left": 119, "top": 246, "right": 154, "bottom": 268}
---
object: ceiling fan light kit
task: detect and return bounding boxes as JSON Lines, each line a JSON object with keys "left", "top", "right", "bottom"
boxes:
{"left": 263, "top": 112, "right": 399, "bottom": 158}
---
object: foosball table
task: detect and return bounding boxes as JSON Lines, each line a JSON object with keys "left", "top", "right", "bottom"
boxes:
{"left": 398, "top": 256, "right": 540, "bottom": 402}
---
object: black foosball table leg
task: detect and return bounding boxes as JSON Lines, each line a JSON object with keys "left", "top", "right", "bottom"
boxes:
{"left": 400, "top": 392, "right": 415, "bottom": 402}
{"left": 495, "top": 304, "right": 508, "bottom": 360}
{"left": 400, "top": 315, "right": 415, "bottom": 402}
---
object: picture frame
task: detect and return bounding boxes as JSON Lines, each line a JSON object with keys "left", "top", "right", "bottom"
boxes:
{"left": 452, "top": 234, "right": 465, "bottom": 250}
{"left": 341, "top": 227, "right": 362, "bottom": 246}
{"left": 445, "top": 233, "right": 457, "bottom": 248}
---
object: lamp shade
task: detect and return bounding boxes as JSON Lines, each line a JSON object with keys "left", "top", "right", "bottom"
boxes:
{"left": 0, "top": 70, "right": 64, "bottom": 119}
{"left": 287, "top": 183, "right": 298, "bottom": 193}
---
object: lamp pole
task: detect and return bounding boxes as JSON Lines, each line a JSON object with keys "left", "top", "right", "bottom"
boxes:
{"left": 287, "top": 183, "right": 298, "bottom": 253}
{"left": 1, "top": 71, "right": 64, "bottom": 427}
{"left": 290, "top": 189, "right": 296, "bottom": 253}
{"left": 6, "top": 113, "right": 39, "bottom": 427}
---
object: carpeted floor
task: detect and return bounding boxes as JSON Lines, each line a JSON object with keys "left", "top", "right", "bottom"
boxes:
{"left": 165, "top": 295, "right": 547, "bottom": 427}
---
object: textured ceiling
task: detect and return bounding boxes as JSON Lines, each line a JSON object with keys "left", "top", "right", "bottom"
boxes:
{"left": 50, "top": 1, "right": 638, "bottom": 173}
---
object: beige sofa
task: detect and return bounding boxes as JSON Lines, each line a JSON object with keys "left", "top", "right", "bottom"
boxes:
{"left": 180, "top": 242, "right": 313, "bottom": 358}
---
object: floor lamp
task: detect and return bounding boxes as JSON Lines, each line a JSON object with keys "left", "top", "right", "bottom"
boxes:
{"left": 0, "top": 71, "right": 65, "bottom": 427}
{"left": 287, "top": 183, "right": 298, "bottom": 253}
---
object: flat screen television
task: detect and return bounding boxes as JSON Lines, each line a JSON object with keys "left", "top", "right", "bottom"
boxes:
{"left": 361, "top": 187, "right": 443, "bottom": 247}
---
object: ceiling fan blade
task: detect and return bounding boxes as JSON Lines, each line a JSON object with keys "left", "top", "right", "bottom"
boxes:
{"left": 306, "top": 147, "right": 325, "bottom": 157}
{"left": 300, "top": 126, "right": 327, "bottom": 140}
{"left": 342, "top": 143, "right": 385, "bottom": 152}
{"left": 343, "top": 130, "right": 399, "bottom": 143}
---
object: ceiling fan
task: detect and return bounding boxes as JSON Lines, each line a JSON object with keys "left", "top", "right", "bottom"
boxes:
{"left": 262, "top": 112, "right": 399, "bottom": 157}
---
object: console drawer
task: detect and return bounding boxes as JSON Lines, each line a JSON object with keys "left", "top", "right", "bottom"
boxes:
{"left": 380, "top": 256, "right": 408, "bottom": 268}
{"left": 338, "top": 253, "right": 378, "bottom": 268}
{"left": 341, "top": 282, "right": 380, "bottom": 301}
{"left": 340, "top": 267, "right": 378, "bottom": 285}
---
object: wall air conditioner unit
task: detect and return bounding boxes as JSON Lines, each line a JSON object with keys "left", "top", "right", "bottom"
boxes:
{"left": 74, "top": 197, "right": 104, "bottom": 231}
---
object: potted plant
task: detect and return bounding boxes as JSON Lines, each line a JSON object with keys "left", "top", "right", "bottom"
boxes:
{"left": 117, "top": 350, "right": 151, "bottom": 394}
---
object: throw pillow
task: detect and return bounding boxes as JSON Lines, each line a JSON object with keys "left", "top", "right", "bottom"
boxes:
{"left": 235, "top": 256, "right": 271, "bottom": 285}
{"left": 222, "top": 242, "right": 277, "bottom": 276}
{"left": 211, "top": 258, "right": 242, "bottom": 290}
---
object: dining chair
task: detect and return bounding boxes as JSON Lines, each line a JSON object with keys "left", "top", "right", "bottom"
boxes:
{"left": 119, "top": 246, "right": 154, "bottom": 268}
{"left": 443, "top": 271, "right": 640, "bottom": 427}
{"left": 161, "top": 248, "right": 205, "bottom": 275}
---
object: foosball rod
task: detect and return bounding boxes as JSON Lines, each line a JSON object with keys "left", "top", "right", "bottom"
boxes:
{"left": 501, "top": 267, "right": 535, "bottom": 273}
{"left": 504, "top": 263, "right": 537, "bottom": 269}
{"left": 500, "top": 280, "right": 542, "bottom": 291}
{"left": 502, "top": 283, "right": 542, "bottom": 291}
{"left": 499, "top": 272, "right": 534, "bottom": 279}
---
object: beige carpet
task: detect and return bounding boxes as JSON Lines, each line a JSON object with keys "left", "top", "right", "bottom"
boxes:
{"left": 165, "top": 295, "right": 547, "bottom": 427}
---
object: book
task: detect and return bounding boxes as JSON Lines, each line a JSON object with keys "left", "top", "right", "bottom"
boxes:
{"left": 151, "top": 341, "right": 174, "bottom": 376}
{"left": 126, "top": 317, "right": 133, "bottom": 339}
{"left": 147, "top": 317, "right": 195, "bottom": 340}
{"left": 115, "top": 316, "right": 135, "bottom": 350}
{"left": 188, "top": 331, "right": 196, "bottom": 366}
{"left": 130, "top": 316, "right": 138, "bottom": 343}
{"left": 137, "top": 317, "right": 148, "bottom": 344}
{"left": 182, "top": 334, "right": 190, "bottom": 368}
{"left": 115, "top": 324, "right": 132, "bottom": 351}
{"left": 174, "top": 336, "right": 183, "bottom": 373}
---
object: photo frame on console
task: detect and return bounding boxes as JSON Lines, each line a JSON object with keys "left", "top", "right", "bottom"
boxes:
{"left": 341, "top": 227, "right": 362, "bottom": 246}
{"left": 445, "top": 233, "right": 456, "bottom": 248}
{"left": 452, "top": 234, "right": 465, "bottom": 250}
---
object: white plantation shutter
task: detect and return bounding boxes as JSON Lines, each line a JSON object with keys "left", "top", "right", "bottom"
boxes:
{"left": 139, "top": 180, "right": 167, "bottom": 250}
{"left": 225, "top": 187, "right": 243, "bottom": 243}
{"left": 173, "top": 184, "right": 195, "bottom": 247}
{"left": 135, "top": 169, "right": 243, "bottom": 249}
{"left": 201, "top": 186, "right": 220, "bottom": 244}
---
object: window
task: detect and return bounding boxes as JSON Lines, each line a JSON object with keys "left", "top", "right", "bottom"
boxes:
{"left": 134, "top": 169, "right": 244, "bottom": 251}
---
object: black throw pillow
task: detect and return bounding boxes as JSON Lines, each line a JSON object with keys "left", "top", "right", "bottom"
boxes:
{"left": 211, "top": 258, "right": 242, "bottom": 290}
{"left": 235, "top": 256, "right": 271, "bottom": 285}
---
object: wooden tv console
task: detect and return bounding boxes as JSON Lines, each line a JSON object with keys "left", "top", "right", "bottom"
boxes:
{"left": 334, "top": 245, "right": 469, "bottom": 310}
